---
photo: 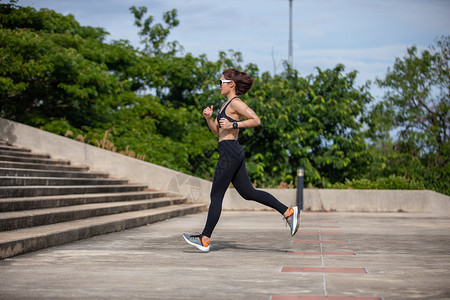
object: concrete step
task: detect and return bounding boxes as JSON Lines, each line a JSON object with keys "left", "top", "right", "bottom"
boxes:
{"left": 0, "top": 145, "right": 31, "bottom": 153}
{"left": 0, "top": 139, "right": 206, "bottom": 260}
{"left": 0, "top": 161, "right": 88, "bottom": 172}
{"left": 0, "top": 203, "right": 206, "bottom": 259}
{"left": 0, "top": 191, "right": 169, "bottom": 211}
{"left": 0, "top": 154, "right": 70, "bottom": 166}
{"left": 0, "top": 149, "right": 50, "bottom": 159}
{"left": 0, "top": 167, "right": 109, "bottom": 179}
{"left": 0, "top": 184, "right": 148, "bottom": 198}
{"left": 0, "top": 176, "right": 129, "bottom": 186}
{"left": 0, "top": 196, "right": 187, "bottom": 230}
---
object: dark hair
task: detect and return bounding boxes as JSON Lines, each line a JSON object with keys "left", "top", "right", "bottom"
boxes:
{"left": 222, "top": 68, "right": 254, "bottom": 95}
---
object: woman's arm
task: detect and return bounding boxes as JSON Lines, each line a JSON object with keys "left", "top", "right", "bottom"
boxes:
{"left": 218, "top": 100, "right": 261, "bottom": 129}
{"left": 203, "top": 105, "right": 219, "bottom": 135}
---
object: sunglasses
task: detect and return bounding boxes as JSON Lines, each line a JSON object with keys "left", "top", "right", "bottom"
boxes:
{"left": 219, "top": 79, "right": 232, "bottom": 86}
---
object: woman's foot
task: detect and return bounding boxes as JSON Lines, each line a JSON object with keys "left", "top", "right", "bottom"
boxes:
{"left": 284, "top": 206, "right": 300, "bottom": 236}
{"left": 182, "top": 233, "right": 210, "bottom": 252}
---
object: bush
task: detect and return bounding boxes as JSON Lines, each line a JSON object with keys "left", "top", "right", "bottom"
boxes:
{"left": 331, "top": 175, "right": 425, "bottom": 190}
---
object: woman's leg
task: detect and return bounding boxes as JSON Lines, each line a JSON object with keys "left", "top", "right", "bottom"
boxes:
{"left": 201, "top": 141, "right": 244, "bottom": 238}
{"left": 231, "top": 160, "right": 300, "bottom": 236}
{"left": 201, "top": 159, "right": 236, "bottom": 238}
{"left": 231, "top": 160, "right": 288, "bottom": 214}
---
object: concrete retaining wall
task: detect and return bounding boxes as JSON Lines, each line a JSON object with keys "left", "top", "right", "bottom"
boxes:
{"left": 1, "top": 117, "right": 449, "bottom": 216}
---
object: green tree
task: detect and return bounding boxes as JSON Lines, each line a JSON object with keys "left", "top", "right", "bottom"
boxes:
{"left": 0, "top": 3, "right": 132, "bottom": 127}
{"left": 0, "top": 3, "right": 217, "bottom": 178}
{"left": 242, "top": 64, "right": 373, "bottom": 187}
{"left": 375, "top": 36, "right": 449, "bottom": 160}
{"left": 370, "top": 36, "right": 449, "bottom": 194}
{"left": 129, "top": 6, "right": 181, "bottom": 57}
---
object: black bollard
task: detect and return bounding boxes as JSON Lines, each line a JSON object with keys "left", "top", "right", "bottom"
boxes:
{"left": 296, "top": 167, "right": 304, "bottom": 210}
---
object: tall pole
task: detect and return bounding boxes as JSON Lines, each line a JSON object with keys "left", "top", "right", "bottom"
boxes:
{"left": 289, "top": 0, "right": 293, "bottom": 66}
{"left": 296, "top": 167, "right": 304, "bottom": 210}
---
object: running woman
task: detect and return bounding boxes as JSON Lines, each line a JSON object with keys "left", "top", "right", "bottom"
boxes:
{"left": 183, "top": 68, "right": 300, "bottom": 252}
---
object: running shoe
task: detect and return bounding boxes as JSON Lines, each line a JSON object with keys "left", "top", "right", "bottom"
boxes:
{"left": 285, "top": 206, "right": 300, "bottom": 236}
{"left": 182, "top": 233, "right": 210, "bottom": 252}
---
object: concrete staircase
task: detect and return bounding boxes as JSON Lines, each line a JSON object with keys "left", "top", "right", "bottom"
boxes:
{"left": 0, "top": 140, "right": 206, "bottom": 259}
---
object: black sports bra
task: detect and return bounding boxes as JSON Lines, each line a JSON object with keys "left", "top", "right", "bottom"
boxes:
{"left": 218, "top": 97, "right": 239, "bottom": 128}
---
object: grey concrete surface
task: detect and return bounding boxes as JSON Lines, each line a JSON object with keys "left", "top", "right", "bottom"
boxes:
{"left": 0, "top": 211, "right": 449, "bottom": 299}
{"left": 1, "top": 117, "right": 449, "bottom": 215}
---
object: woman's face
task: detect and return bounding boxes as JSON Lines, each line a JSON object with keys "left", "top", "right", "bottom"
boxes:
{"left": 219, "top": 75, "right": 234, "bottom": 95}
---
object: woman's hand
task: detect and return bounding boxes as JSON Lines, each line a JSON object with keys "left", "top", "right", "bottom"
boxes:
{"left": 218, "top": 118, "right": 233, "bottom": 129}
{"left": 203, "top": 105, "right": 219, "bottom": 134}
{"left": 203, "top": 105, "right": 213, "bottom": 119}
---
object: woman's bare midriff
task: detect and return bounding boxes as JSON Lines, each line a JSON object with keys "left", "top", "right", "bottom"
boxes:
{"left": 219, "top": 128, "right": 238, "bottom": 142}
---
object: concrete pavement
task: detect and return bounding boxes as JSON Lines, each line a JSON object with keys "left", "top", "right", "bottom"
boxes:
{"left": 0, "top": 211, "right": 449, "bottom": 299}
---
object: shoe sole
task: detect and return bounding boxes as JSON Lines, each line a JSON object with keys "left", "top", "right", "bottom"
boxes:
{"left": 291, "top": 206, "right": 300, "bottom": 236}
{"left": 183, "top": 234, "right": 210, "bottom": 252}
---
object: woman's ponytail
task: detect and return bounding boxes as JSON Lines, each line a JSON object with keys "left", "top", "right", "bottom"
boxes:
{"left": 222, "top": 68, "right": 254, "bottom": 95}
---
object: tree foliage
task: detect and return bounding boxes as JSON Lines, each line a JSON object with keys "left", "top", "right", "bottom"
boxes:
{"left": 1, "top": 2, "right": 447, "bottom": 194}
{"left": 0, "top": 2, "right": 217, "bottom": 175}
{"left": 129, "top": 6, "right": 181, "bottom": 57}
{"left": 370, "top": 36, "right": 449, "bottom": 194}
{"left": 375, "top": 37, "right": 449, "bottom": 158}
{"left": 241, "top": 64, "right": 373, "bottom": 187}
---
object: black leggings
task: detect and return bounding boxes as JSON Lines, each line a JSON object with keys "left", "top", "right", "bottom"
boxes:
{"left": 202, "top": 140, "right": 288, "bottom": 238}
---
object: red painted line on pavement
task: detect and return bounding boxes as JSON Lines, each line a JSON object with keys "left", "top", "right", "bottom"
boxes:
{"left": 301, "top": 226, "right": 340, "bottom": 228}
{"left": 288, "top": 251, "right": 355, "bottom": 256}
{"left": 302, "top": 220, "right": 339, "bottom": 223}
{"left": 271, "top": 295, "right": 381, "bottom": 300}
{"left": 281, "top": 267, "right": 367, "bottom": 273}
{"left": 297, "top": 231, "right": 345, "bottom": 235}
{"left": 294, "top": 240, "right": 348, "bottom": 244}
{"left": 297, "top": 232, "right": 344, "bottom": 235}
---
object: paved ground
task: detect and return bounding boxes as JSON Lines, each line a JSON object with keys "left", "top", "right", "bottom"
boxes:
{"left": 0, "top": 211, "right": 449, "bottom": 299}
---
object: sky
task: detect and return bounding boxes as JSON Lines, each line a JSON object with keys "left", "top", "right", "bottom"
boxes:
{"left": 17, "top": 0, "right": 450, "bottom": 97}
